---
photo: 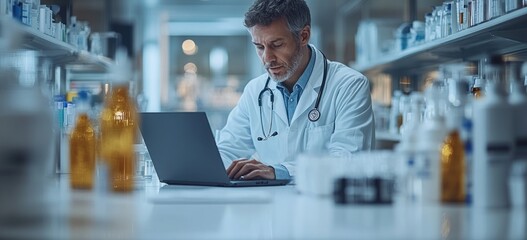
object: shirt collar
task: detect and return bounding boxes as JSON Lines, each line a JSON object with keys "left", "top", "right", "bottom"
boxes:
{"left": 277, "top": 47, "right": 316, "bottom": 93}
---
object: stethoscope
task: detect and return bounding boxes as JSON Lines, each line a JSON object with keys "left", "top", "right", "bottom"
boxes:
{"left": 257, "top": 50, "right": 328, "bottom": 141}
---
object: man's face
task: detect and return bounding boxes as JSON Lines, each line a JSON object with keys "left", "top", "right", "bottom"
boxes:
{"left": 249, "top": 18, "right": 305, "bottom": 83}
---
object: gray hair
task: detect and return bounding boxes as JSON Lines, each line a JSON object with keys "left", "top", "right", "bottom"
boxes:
{"left": 244, "top": 0, "right": 311, "bottom": 39}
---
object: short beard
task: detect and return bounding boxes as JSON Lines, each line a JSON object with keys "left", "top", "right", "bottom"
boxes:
{"left": 268, "top": 45, "right": 304, "bottom": 83}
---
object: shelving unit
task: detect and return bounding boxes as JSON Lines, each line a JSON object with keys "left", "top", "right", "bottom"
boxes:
{"left": 353, "top": 7, "right": 527, "bottom": 75}
{"left": 358, "top": 7, "right": 527, "bottom": 146}
{"left": 15, "top": 19, "right": 113, "bottom": 71}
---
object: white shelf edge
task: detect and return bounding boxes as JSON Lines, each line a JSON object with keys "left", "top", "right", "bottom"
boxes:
{"left": 11, "top": 19, "right": 114, "bottom": 70}
{"left": 16, "top": 21, "right": 74, "bottom": 52}
{"left": 352, "top": 7, "right": 527, "bottom": 73}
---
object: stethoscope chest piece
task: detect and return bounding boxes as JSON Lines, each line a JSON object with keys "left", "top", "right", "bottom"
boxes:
{"left": 308, "top": 108, "right": 320, "bottom": 122}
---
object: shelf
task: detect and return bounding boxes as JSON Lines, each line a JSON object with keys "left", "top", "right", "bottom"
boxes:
{"left": 12, "top": 19, "right": 113, "bottom": 71}
{"left": 353, "top": 7, "right": 527, "bottom": 74}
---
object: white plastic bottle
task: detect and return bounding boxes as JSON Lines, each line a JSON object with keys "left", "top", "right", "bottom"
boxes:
{"left": 395, "top": 93, "right": 424, "bottom": 203}
{"left": 508, "top": 62, "right": 527, "bottom": 206}
{"left": 415, "top": 81, "right": 447, "bottom": 204}
{"left": 68, "top": 16, "right": 80, "bottom": 48}
{"left": 472, "top": 57, "right": 514, "bottom": 208}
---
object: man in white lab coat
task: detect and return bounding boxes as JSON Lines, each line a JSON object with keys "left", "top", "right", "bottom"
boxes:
{"left": 217, "top": 0, "right": 375, "bottom": 180}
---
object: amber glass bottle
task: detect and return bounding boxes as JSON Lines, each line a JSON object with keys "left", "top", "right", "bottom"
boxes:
{"left": 69, "top": 91, "right": 96, "bottom": 189}
{"left": 100, "top": 49, "right": 138, "bottom": 192}
{"left": 441, "top": 76, "right": 467, "bottom": 203}
{"left": 441, "top": 130, "right": 466, "bottom": 202}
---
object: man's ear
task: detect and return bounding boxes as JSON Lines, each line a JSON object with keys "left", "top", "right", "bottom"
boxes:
{"left": 299, "top": 25, "right": 311, "bottom": 46}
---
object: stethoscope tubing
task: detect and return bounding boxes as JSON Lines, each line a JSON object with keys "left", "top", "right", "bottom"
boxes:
{"left": 257, "top": 48, "right": 328, "bottom": 141}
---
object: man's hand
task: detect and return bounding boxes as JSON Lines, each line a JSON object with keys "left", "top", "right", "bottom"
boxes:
{"left": 227, "top": 159, "right": 275, "bottom": 180}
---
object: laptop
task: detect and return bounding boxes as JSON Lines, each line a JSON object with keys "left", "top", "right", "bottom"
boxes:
{"left": 139, "top": 112, "right": 291, "bottom": 187}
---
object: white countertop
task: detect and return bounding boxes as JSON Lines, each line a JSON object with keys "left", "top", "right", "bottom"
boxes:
{"left": 0, "top": 175, "right": 525, "bottom": 240}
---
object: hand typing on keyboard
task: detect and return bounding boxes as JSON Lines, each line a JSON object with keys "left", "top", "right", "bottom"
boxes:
{"left": 227, "top": 159, "right": 276, "bottom": 180}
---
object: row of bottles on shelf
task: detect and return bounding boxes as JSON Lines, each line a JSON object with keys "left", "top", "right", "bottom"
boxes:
{"left": 356, "top": 0, "right": 527, "bottom": 65}
{"left": 1, "top": 0, "right": 91, "bottom": 50}
{"left": 426, "top": 0, "right": 527, "bottom": 42}
{"left": 393, "top": 57, "right": 527, "bottom": 207}
{"left": 67, "top": 48, "right": 148, "bottom": 192}
{"left": 405, "top": 0, "right": 527, "bottom": 50}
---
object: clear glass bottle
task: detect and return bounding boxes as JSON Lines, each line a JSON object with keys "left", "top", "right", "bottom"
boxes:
{"left": 389, "top": 90, "right": 402, "bottom": 134}
{"left": 471, "top": 76, "right": 484, "bottom": 98}
{"left": 69, "top": 91, "right": 96, "bottom": 189}
{"left": 425, "top": 12, "right": 433, "bottom": 42}
{"left": 100, "top": 49, "right": 138, "bottom": 192}
{"left": 434, "top": 6, "right": 442, "bottom": 39}
{"left": 456, "top": 0, "right": 468, "bottom": 31}
{"left": 442, "top": 2, "right": 453, "bottom": 37}
{"left": 476, "top": 0, "right": 486, "bottom": 24}
{"left": 398, "top": 92, "right": 411, "bottom": 134}
{"left": 505, "top": 0, "right": 522, "bottom": 12}
{"left": 487, "top": 0, "right": 505, "bottom": 20}
{"left": 67, "top": 16, "right": 80, "bottom": 48}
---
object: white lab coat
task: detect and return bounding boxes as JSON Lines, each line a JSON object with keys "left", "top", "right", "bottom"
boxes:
{"left": 217, "top": 45, "right": 375, "bottom": 177}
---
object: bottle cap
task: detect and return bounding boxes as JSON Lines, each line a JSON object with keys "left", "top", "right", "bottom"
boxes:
{"left": 75, "top": 90, "right": 91, "bottom": 112}
{"left": 111, "top": 47, "right": 132, "bottom": 85}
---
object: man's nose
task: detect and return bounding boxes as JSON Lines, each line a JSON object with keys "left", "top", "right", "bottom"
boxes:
{"left": 262, "top": 48, "right": 276, "bottom": 64}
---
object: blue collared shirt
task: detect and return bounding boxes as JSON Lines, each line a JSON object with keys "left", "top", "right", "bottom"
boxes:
{"left": 272, "top": 47, "right": 316, "bottom": 180}
{"left": 275, "top": 48, "right": 316, "bottom": 124}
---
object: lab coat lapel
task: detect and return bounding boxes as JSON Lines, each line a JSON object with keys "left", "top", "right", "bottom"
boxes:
{"left": 291, "top": 47, "right": 324, "bottom": 125}
{"left": 267, "top": 82, "right": 288, "bottom": 125}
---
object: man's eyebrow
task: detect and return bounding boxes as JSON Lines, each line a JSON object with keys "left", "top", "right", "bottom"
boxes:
{"left": 252, "top": 38, "right": 284, "bottom": 45}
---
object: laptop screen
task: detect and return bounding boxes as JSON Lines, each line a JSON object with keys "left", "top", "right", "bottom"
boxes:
{"left": 139, "top": 112, "right": 231, "bottom": 184}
